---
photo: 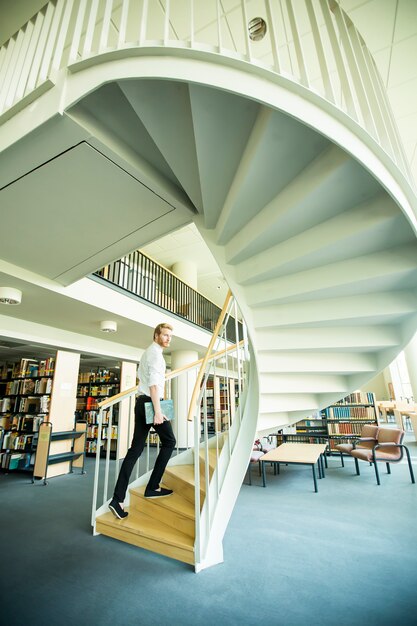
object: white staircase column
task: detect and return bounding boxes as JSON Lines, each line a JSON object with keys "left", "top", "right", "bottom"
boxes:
{"left": 404, "top": 331, "right": 417, "bottom": 402}
{"left": 171, "top": 350, "right": 197, "bottom": 448}
{"left": 171, "top": 260, "right": 198, "bottom": 287}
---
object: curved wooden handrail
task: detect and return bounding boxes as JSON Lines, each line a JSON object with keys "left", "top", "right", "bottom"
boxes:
{"left": 97, "top": 385, "right": 137, "bottom": 408}
{"left": 96, "top": 323, "right": 242, "bottom": 409}
{"left": 187, "top": 289, "right": 233, "bottom": 422}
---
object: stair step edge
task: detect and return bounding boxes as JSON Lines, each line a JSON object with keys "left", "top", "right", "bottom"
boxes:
{"left": 97, "top": 510, "right": 194, "bottom": 551}
{"left": 130, "top": 486, "right": 195, "bottom": 520}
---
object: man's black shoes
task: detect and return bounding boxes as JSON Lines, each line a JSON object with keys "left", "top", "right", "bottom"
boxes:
{"left": 109, "top": 498, "right": 128, "bottom": 519}
{"left": 144, "top": 487, "right": 173, "bottom": 499}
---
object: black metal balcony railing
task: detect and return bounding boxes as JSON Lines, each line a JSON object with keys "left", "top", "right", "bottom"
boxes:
{"left": 93, "top": 250, "right": 239, "bottom": 340}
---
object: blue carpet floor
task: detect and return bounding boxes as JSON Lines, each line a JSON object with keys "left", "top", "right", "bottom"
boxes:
{"left": 1, "top": 438, "right": 417, "bottom": 626}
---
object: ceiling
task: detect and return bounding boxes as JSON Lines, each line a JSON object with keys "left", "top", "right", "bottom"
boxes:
{"left": 1, "top": 0, "right": 415, "bottom": 182}
{"left": 0, "top": 0, "right": 416, "bottom": 365}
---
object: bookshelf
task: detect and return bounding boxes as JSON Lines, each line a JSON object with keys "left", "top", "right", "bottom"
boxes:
{"left": 75, "top": 368, "right": 120, "bottom": 456}
{"left": 200, "top": 374, "right": 239, "bottom": 434}
{"left": 276, "top": 392, "right": 378, "bottom": 454}
{"left": 323, "top": 391, "right": 378, "bottom": 453}
{"left": 0, "top": 351, "right": 81, "bottom": 477}
{"left": 0, "top": 358, "right": 55, "bottom": 472}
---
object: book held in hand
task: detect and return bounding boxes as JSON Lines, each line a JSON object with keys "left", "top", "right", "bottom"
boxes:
{"left": 144, "top": 399, "right": 174, "bottom": 424}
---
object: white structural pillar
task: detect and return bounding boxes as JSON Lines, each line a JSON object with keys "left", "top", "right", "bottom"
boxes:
{"left": 404, "top": 330, "right": 417, "bottom": 402}
{"left": 171, "top": 260, "right": 198, "bottom": 289}
{"left": 171, "top": 350, "right": 198, "bottom": 448}
{"left": 171, "top": 259, "right": 199, "bottom": 448}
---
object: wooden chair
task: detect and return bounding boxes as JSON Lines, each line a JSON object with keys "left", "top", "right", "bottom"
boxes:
{"left": 350, "top": 427, "right": 415, "bottom": 485}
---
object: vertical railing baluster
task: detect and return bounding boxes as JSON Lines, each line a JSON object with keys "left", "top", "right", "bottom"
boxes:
{"left": 82, "top": 0, "right": 100, "bottom": 57}
{"left": 103, "top": 405, "right": 113, "bottom": 502}
{"left": 26, "top": 4, "right": 54, "bottom": 96}
{"left": 190, "top": 0, "right": 194, "bottom": 48}
{"left": 99, "top": 0, "right": 114, "bottom": 52}
{"left": 305, "top": 0, "right": 335, "bottom": 103}
{"left": 240, "top": 0, "right": 251, "bottom": 62}
{"left": 139, "top": 0, "right": 149, "bottom": 45}
{"left": 216, "top": 0, "right": 222, "bottom": 52}
{"left": 265, "top": 0, "right": 281, "bottom": 73}
{"left": 52, "top": 0, "right": 76, "bottom": 71}
{"left": 118, "top": 0, "right": 130, "bottom": 48}
{"left": 285, "top": 0, "right": 308, "bottom": 86}
{"left": 38, "top": 0, "right": 64, "bottom": 82}
{"left": 362, "top": 44, "right": 409, "bottom": 175}
{"left": 319, "top": 0, "right": 357, "bottom": 119}
{"left": 4, "top": 21, "right": 33, "bottom": 110}
{"left": 164, "top": 0, "right": 170, "bottom": 45}
{"left": 331, "top": 4, "right": 376, "bottom": 136}
{"left": 69, "top": 0, "right": 88, "bottom": 64}
{"left": 92, "top": 405, "right": 104, "bottom": 528}
{"left": 15, "top": 13, "right": 43, "bottom": 102}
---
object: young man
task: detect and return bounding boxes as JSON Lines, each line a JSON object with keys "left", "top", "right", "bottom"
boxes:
{"left": 109, "top": 323, "right": 176, "bottom": 520}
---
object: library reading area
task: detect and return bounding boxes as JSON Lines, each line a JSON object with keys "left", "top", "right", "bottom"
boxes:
{"left": 1, "top": 345, "right": 416, "bottom": 482}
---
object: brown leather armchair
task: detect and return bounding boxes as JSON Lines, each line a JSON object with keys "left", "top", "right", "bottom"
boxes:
{"left": 350, "top": 427, "right": 415, "bottom": 485}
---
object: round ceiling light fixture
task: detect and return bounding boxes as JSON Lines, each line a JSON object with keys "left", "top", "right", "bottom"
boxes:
{"left": 248, "top": 17, "right": 267, "bottom": 41}
{"left": 0, "top": 287, "right": 22, "bottom": 305}
{"left": 100, "top": 320, "right": 117, "bottom": 333}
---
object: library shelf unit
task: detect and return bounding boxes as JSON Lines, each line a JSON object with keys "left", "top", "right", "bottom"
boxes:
{"left": 0, "top": 358, "right": 54, "bottom": 472}
{"left": 201, "top": 374, "right": 239, "bottom": 434}
{"left": 276, "top": 392, "right": 378, "bottom": 455}
{"left": 75, "top": 361, "right": 137, "bottom": 460}
{"left": 75, "top": 369, "right": 120, "bottom": 456}
{"left": 323, "top": 392, "right": 378, "bottom": 454}
{"left": 0, "top": 351, "right": 81, "bottom": 478}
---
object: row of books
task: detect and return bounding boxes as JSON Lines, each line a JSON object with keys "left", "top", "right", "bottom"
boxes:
{"left": 323, "top": 406, "right": 376, "bottom": 419}
{"left": 78, "top": 370, "right": 119, "bottom": 384}
{"left": 1, "top": 431, "right": 34, "bottom": 451}
{"left": 86, "top": 440, "right": 100, "bottom": 454}
{"left": 2, "top": 376, "right": 53, "bottom": 396}
{"left": 1, "top": 395, "right": 49, "bottom": 414}
{"left": 77, "top": 385, "right": 117, "bottom": 397}
{"left": 0, "top": 451, "right": 32, "bottom": 470}
{"left": 327, "top": 422, "right": 372, "bottom": 435}
{"left": 335, "top": 392, "right": 375, "bottom": 405}
{"left": 82, "top": 410, "right": 112, "bottom": 425}
{"left": 87, "top": 425, "right": 118, "bottom": 440}
{"left": 1, "top": 414, "right": 43, "bottom": 432}
{"left": 1, "top": 358, "right": 55, "bottom": 380}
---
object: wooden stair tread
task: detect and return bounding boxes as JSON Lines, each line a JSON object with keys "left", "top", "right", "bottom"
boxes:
{"left": 165, "top": 463, "right": 198, "bottom": 485}
{"left": 97, "top": 510, "right": 194, "bottom": 551}
{"left": 130, "top": 486, "right": 195, "bottom": 519}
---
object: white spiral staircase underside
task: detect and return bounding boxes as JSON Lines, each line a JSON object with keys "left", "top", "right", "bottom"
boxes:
{"left": 64, "top": 75, "right": 417, "bottom": 432}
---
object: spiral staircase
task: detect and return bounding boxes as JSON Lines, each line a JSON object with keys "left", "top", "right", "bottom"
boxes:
{"left": 1, "top": 0, "right": 417, "bottom": 570}
{"left": 66, "top": 76, "right": 417, "bottom": 434}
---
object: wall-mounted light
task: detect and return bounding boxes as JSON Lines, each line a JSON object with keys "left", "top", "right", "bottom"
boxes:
{"left": 248, "top": 17, "right": 267, "bottom": 41}
{"left": 100, "top": 320, "right": 117, "bottom": 333}
{"left": 0, "top": 287, "right": 22, "bottom": 305}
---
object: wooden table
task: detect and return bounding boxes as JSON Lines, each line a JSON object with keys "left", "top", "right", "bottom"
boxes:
{"left": 261, "top": 443, "right": 327, "bottom": 492}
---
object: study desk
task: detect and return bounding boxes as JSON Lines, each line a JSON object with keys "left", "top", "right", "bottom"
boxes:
{"left": 260, "top": 443, "right": 327, "bottom": 492}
